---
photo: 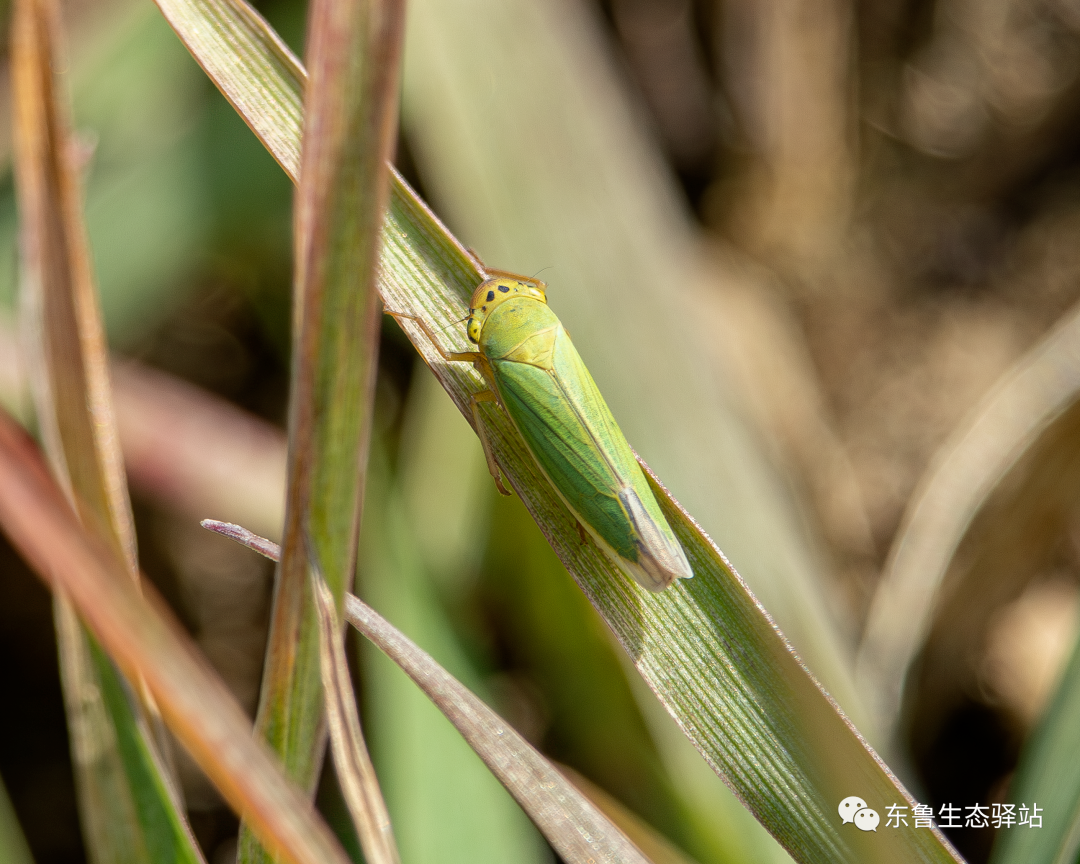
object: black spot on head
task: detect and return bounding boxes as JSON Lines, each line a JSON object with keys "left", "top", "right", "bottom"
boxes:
{"left": 486, "top": 290, "right": 495, "bottom": 302}
{"left": 498, "top": 284, "right": 510, "bottom": 293}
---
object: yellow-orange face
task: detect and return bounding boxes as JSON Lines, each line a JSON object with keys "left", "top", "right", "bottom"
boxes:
{"left": 466, "top": 276, "right": 547, "bottom": 344}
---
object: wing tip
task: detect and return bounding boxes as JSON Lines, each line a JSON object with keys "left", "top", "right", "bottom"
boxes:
{"left": 617, "top": 486, "right": 694, "bottom": 591}
{"left": 633, "top": 546, "right": 694, "bottom": 592}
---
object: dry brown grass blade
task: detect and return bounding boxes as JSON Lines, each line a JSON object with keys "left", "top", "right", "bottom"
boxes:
{"left": 310, "top": 561, "right": 399, "bottom": 864}
{"left": 12, "top": 0, "right": 135, "bottom": 570}
{"left": 201, "top": 520, "right": 655, "bottom": 864}
{"left": 0, "top": 410, "right": 353, "bottom": 864}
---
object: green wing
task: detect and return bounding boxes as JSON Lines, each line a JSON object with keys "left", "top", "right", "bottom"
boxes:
{"left": 491, "top": 324, "right": 677, "bottom": 567}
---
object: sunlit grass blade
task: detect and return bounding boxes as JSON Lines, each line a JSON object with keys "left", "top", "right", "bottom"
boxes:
{"left": 857, "top": 301, "right": 1080, "bottom": 742}
{"left": 144, "top": 2, "right": 961, "bottom": 859}
{"left": 990, "top": 636, "right": 1080, "bottom": 864}
{"left": 237, "top": 0, "right": 402, "bottom": 859}
{"left": 11, "top": 0, "right": 204, "bottom": 861}
{"left": 309, "top": 561, "right": 399, "bottom": 864}
{"left": 151, "top": 0, "right": 304, "bottom": 180}
{"left": 0, "top": 410, "right": 352, "bottom": 864}
{"left": 0, "top": 774, "right": 34, "bottom": 864}
{"left": 481, "top": 482, "right": 791, "bottom": 864}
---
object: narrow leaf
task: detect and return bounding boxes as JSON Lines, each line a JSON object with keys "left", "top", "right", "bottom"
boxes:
{"left": 10, "top": 0, "right": 204, "bottom": 861}
{"left": 239, "top": 0, "right": 403, "bottom": 858}
{"left": 0, "top": 411, "right": 353, "bottom": 864}
{"left": 151, "top": 0, "right": 305, "bottom": 180}
{"left": 0, "top": 774, "right": 34, "bottom": 864}
{"left": 12, "top": 0, "right": 136, "bottom": 565}
{"left": 990, "top": 636, "right": 1080, "bottom": 864}
{"left": 310, "top": 561, "right": 399, "bottom": 864}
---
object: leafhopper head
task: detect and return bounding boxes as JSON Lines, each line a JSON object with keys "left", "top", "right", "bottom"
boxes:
{"left": 467, "top": 275, "right": 547, "bottom": 344}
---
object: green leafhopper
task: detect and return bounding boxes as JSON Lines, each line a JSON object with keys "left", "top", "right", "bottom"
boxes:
{"left": 389, "top": 270, "right": 692, "bottom": 592}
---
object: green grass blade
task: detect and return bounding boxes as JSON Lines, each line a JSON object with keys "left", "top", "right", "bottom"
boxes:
{"left": 480, "top": 490, "right": 793, "bottom": 864}
{"left": 11, "top": 1, "right": 205, "bottom": 861}
{"left": 149, "top": 2, "right": 963, "bottom": 859}
{"left": 151, "top": 0, "right": 304, "bottom": 180}
{"left": 53, "top": 600, "right": 202, "bottom": 864}
{"left": 0, "top": 774, "right": 34, "bottom": 864}
{"left": 989, "top": 635, "right": 1080, "bottom": 864}
{"left": 623, "top": 669, "right": 795, "bottom": 864}
{"left": 237, "top": 0, "right": 401, "bottom": 859}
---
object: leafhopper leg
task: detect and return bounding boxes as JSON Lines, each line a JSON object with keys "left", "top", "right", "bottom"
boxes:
{"left": 470, "top": 390, "right": 511, "bottom": 496}
{"left": 385, "top": 307, "right": 511, "bottom": 496}
{"left": 384, "top": 309, "right": 480, "bottom": 363}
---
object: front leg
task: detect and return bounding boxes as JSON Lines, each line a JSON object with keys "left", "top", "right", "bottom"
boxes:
{"left": 470, "top": 390, "right": 511, "bottom": 496}
{"left": 385, "top": 307, "right": 512, "bottom": 497}
{"left": 384, "top": 308, "right": 480, "bottom": 364}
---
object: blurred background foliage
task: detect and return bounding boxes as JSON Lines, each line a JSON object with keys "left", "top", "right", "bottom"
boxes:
{"left": 3, "top": 0, "right": 1080, "bottom": 863}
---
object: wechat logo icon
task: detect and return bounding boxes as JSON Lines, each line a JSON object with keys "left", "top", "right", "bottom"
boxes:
{"left": 839, "top": 796, "right": 879, "bottom": 832}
